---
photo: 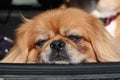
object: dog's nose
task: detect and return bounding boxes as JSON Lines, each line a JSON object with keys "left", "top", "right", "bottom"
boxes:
{"left": 50, "top": 40, "right": 65, "bottom": 52}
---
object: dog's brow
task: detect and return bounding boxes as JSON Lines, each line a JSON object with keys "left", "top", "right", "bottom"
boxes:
{"left": 36, "top": 33, "right": 50, "bottom": 41}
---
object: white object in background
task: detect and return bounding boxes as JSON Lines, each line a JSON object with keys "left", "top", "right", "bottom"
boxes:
{"left": 12, "top": 0, "right": 39, "bottom": 5}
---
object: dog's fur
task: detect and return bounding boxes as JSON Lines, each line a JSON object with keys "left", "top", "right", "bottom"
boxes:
{"left": 91, "top": 0, "right": 120, "bottom": 45}
{"left": 2, "top": 8, "right": 120, "bottom": 64}
{"left": 62, "top": 0, "right": 120, "bottom": 45}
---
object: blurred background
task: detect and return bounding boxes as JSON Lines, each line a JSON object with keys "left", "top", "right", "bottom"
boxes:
{"left": 0, "top": 0, "right": 64, "bottom": 39}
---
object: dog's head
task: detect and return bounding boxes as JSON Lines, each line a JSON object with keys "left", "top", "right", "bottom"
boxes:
{"left": 2, "top": 8, "right": 120, "bottom": 64}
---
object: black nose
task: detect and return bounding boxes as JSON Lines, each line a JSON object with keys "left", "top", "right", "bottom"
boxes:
{"left": 50, "top": 40, "right": 65, "bottom": 52}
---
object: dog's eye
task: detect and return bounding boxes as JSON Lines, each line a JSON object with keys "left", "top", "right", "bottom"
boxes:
{"left": 36, "top": 40, "right": 47, "bottom": 46}
{"left": 68, "top": 35, "right": 82, "bottom": 42}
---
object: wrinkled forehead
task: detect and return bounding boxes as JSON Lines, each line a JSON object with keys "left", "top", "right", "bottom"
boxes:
{"left": 33, "top": 9, "right": 94, "bottom": 40}
{"left": 34, "top": 19, "right": 88, "bottom": 41}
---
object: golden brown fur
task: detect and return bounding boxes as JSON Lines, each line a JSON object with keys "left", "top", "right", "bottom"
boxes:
{"left": 1, "top": 8, "right": 120, "bottom": 63}
{"left": 115, "top": 16, "right": 120, "bottom": 45}
{"left": 91, "top": 0, "right": 120, "bottom": 46}
{"left": 62, "top": 0, "right": 120, "bottom": 47}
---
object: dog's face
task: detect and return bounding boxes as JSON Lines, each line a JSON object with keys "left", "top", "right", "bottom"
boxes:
{"left": 2, "top": 8, "right": 120, "bottom": 63}
{"left": 28, "top": 9, "right": 96, "bottom": 64}
{"left": 37, "top": 17, "right": 95, "bottom": 64}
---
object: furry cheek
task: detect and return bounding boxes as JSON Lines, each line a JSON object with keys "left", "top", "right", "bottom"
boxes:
{"left": 66, "top": 43, "right": 87, "bottom": 63}
{"left": 77, "top": 41, "right": 89, "bottom": 53}
{"left": 39, "top": 41, "right": 52, "bottom": 63}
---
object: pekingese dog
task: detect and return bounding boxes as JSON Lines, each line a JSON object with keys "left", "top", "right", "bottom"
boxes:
{"left": 2, "top": 8, "right": 120, "bottom": 64}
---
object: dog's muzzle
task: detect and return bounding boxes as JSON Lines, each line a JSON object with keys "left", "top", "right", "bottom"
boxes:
{"left": 49, "top": 40, "right": 70, "bottom": 63}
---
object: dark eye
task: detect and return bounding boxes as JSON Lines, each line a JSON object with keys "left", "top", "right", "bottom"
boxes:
{"left": 68, "top": 35, "right": 82, "bottom": 42}
{"left": 36, "top": 40, "right": 47, "bottom": 46}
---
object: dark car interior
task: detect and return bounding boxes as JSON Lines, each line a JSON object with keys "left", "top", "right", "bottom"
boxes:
{"left": 0, "top": 0, "right": 120, "bottom": 80}
{"left": 0, "top": 0, "right": 64, "bottom": 39}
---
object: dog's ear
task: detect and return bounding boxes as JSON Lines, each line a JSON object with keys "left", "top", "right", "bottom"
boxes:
{"left": 1, "top": 23, "right": 39, "bottom": 63}
{"left": 1, "top": 44, "right": 29, "bottom": 63}
{"left": 88, "top": 19, "right": 120, "bottom": 62}
{"left": 1, "top": 24, "right": 30, "bottom": 63}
